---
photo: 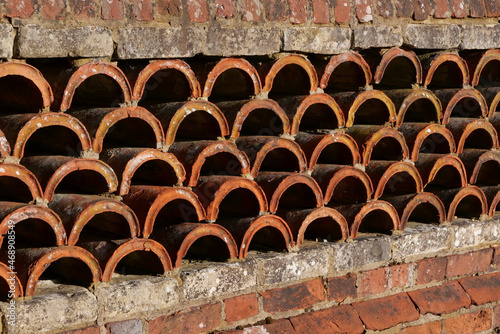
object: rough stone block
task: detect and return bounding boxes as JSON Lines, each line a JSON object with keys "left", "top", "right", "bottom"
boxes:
{"left": 0, "top": 24, "right": 14, "bottom": 59}
{"left": 180, "top": 260, "right": 257, "bottom": 300}
{"left": 95, "top": 276, "right": 179, "bottom": 323}
{"left": 392, "top": 223, "right": 451, "bottom": 261}
{"left": 256, "top": 244, "right": 332, "bottom": 288}
{"left": 117, "top": 27, "right": 203, "bottom": 59}
{"left": 331, "top": 235, "right": 391, "bottom": 272}
{"left": 405, "top": 24, "right": 461, "bottom": 49}
{"left": 18, "top": 25, "right": 113, "bottom": 58}
{"left": 205, "top": 27, "right": 280, "bottom": 56}
{"left": 283, "top": 27, "right": 351, "bottom": 54}
{"left": 354, "top": 26, "right": 403, "bottom": 49}
{"left": 0, "top": 285, "right": 97, "bottom": 334}
{"left": 461, "top": 25, "right": 500, "bottom": 50}
{"left": 451, "top": 218, "right": 500, "bottom": 249}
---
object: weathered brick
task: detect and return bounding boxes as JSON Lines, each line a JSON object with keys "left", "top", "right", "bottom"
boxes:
{"left": 355, "top": 0, "right": 373, "bottom": 22}
{"left": 289, "top": 0, "right": 308, "bottom": 23}
{"left": 181, "top": 260, "right": 257, "bottom": 300}
{"left": 390, "top": 263, "right": 414, "bottom": 288}
{"left": 283, "top": 27, "right": 351, "bottom": 54}
{"left": 6, "top": 0, "right": 34, "bottom": 18}
{"left": 332, "top": 234, "right": 391, "bottom": 272}
{"left": 446, "top": 249, "right": 493, "bottom": 278}
{"left": 95, "top": 277, "right": 179, "bottom": 323}
{"left": 40, "top": 0, "right": 66, "bottom": 20}
{"left": 444, "top": 309, "right": 492, "bottom": 334}
{"left": 205, "top": 26, "right": 280, "bottom": 56}
{"left": 327, "top": 274, "right": 357, "bottom": 302}
{"left": 149, "top": 304, "right": 221, "bottom": 334}
{"left": 417, "top": 257, "right": 447, "bottom": 285}
{"left": 263, "top": 0, "right": 288, "bottom": 21}
{"left": 413, "top": 0, "right": 431, "bottom": 20}
{"left": 405, "top": 24, "right": 461, "bottom": 49}
{"left": 257, "top": 245, "right": 331, "bottom": 288}
{"left": 131, "top": 0, "right": 153, "bottom": 21}
{"left": 290, "top": 305, "right": 364, "bottom": 334}
{"left": 106, "top": 319, "right": 142, "bottom": 334}
{"left": 493, "top": 246, "right": 500, "bottom": 267}
{"left": 392, "top": 223, "right": 451, "bottom": 261}
{"left": 60, "top": 327, "right": 100, "bottom": 334}
{"left": 0, "top": 24, "right": 14, "bottom": 58}
{"left": 157, "top": 0, "right": 182, "bottom": 16}
{"left": 461, "top": 25, "right": 500, "bottom": 50}
{"left": 224, "top": 294, "right": 258, "bottom": 323}
{"left": 232, "top": 319, "right": 296, "bottom": 334}
{"left": 0, "top": 285, "right": 97, "bottom": 334}
{"left": 469, "top": 0, "right": 487, "bottom": 17}
{"left": 449, "top": 0, "right": 467, "bottom": 17}
{"left": 353, "top": 293, "right": 419, "bottom": 331}
{"left": 101, "top": 0, "right": 124, "bottom": 19}
{"left": 494, "top": 305, "right": 500, "bottom": 328}
{"left": 187, "top": 0, "right": 209, "bottom": 22}
{"left": 459, "top": 272, "right": 500, "bottom": 305}
{"left": 485, "top": 0, "right": 500, "bottom": 16}
{"left": 407, "top": 281, "right": 471, "bottom": 315}
{"left": 261, "top": 279, "right": 325, "bottom": 313}
{"left": 394, "top": 0, "right": 413, "bottom": 17}
{"left": 215, "top": 0, "right": 236, "bottom": 18}
{"left": 400, "top": 321, "right": 442, "bottom": 334}
{"left": 311, "top": 0, "right": 330, "bottom": 23}
{"left": 241, "top": 0, "right": 262, "bottom": 21}
{"left": 360, "top": 268, "right": 388, "bottom": 297}
{"left": 434, "top": 0, "right": 451, "bottom": 17}
{"left": 375, "top": 0, "right": 394, "bottom": 18}
{"left": 333, "top": 0, "right": 351, "bottom": 23}
{"left": 354, "top": 26, "right": 403, "bottom": 49}
{"left": 68, "top": 0, "right": 97, "bottom": 19}
{"left": 118, "top": 27, "right": 203, "bottom": 58}
{"left": 18, "top": 25, "right": 113, "bottom": 58}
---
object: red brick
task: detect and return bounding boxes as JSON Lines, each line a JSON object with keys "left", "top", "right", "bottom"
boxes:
{"left": 459, "top": 272, "right": 500, "bottom": 305}
{"left": 355, "top": 0, "right": 373, "bottom": 21}
{"left": 40, "top": 0, "right": 66, "bottom": 20}
{"left": 469, "top": 0, "right": 486, "bottom": 17}
{"left": 493, "top": 305, "right": 500, "bottom": 328}
{"left": 332, "top": 0, "right": 351, "bottom": 23}
{"left": 149, "top": 303, "right": 221, "bottom": 334}
{"left": 327, "top": 274, "right": 357, "bottom": 302}
{"left": 6, "top": 0, "right": 34, "bottom": 18}
{"left": 446, "top": 249, "right": 493, "bottom": 278}
{"left": 224, "top": 294, "right": 258, "bottom": 323}
{"left": 417, "top": 257, "right": 447, "bottom": 285}
{"left": 311, "top": 0, "right": 330, "bottom": 23}
{"left": 261, "top": 279, "right": 324, "bottom": 313}
{"left": 375, "top": 0, "right": 394, "bottom": 18}
{"left": 157, "top": 0, "right": 182, "bottom": 16}
{"left": 231, "top": 319, "right": 296, "bottom": 334}
{"left": 289, "top": 0, "right": 307, "bottom": 24}
{"left": 485, "top": 0, "right": 500, "bottom": 16}
{"left": 187, "top": 0, "right": 209, "bottom": 22}
{"left": 101, "top": 0, "right": 124, "bottom": 19}
{"left": 492, "top": 247, "right": 500, "bottom": 267}
{"left": 215, "top": 0, "right": 236, "bottom": 18}
{"left": 444, "top": 309, "right": 492, "bottom": 334}
{"left": 408, "top": 281, "right": 471, "bottom": 315}
{"left": 390, "top": 263, "right": 413, "bottom": 288}
{"left": 394, "top": 0, "right": 413, "bottom": 17}
{"left": 353, "top": 293, "right": 419, "bottom": 331}
{"left": 359, "top": 268, "right": 388, "bottom": 297}
{"left": 400, "top": 321, "right": 442, "bottom": 334}
{"left": 68, "top": 0, "right": 97, "bottom": 19}
{"left": 60, "top": 327, "right": 100, "bottom": 334}
{"left": 449, "top": 0, "right": 467, "bottom": 17}
{"left": 290, "top": 305, "right": 364, "bottom": 334}
{"left": 241, "top": 0, "right": 262, "bottom": 21}
{"left": 262, "top": 0, "right": 288, "bottom": 21}
{"left": 413, "top": 0, "right": 431, "bottom": 20}
{"left": 130, "top": 0, "right": 153, "bottom": 20}
{"left": 434, "top": 0, "right": 451, "bottom": 17}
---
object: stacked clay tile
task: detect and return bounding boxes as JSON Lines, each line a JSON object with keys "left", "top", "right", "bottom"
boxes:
{"left": 1, "top": 48, "right": 500, "bottom": 298}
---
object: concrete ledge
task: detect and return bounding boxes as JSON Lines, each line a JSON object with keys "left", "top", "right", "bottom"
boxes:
{"left": 204, "top": 27, "right": 281, "bottom": 56}
{"left": 354, "top": 26, "right": 403, "bottom": 49}
{"left": 283, "top": 27, "right": 351, "bottom": 54}
{"left": 0, "top": 24, "right": 14, "bottom": 59}
{"left": 404, "top": 24, "right": 461, "bottom": 49}
{"left": 460, "top": 25, "right": 500, "bottom": 49}
{"left": 17, "top": 25, "right": 114, "bottom": 58}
